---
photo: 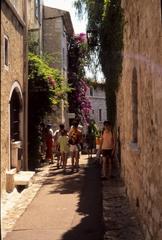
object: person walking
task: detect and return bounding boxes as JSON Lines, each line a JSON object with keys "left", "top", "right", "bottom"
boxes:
{"left": 95, "top": 131, "right": 102, "bottom": 162}
{"left": 68, "top": 121, "right": 82, "bottom": 172}
{"left": 39, "top": 123, "right": 47, "bottom": 161}
{"left": 86, "top": 120, "right": 98, "bottom": 158}
{"left": 100, "top": 121, "right": 115, "bottom": 179}
{"left": 53, "top": 124, "right": 65, "bottom": 168}
{"left": 45, "top": 124, "right": 54, "bottom": 164}
{"left": 57, "top": 129, "right": 69, "bottom": 173}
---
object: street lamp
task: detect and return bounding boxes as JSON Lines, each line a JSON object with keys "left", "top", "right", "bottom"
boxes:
{"left": 86, "top": 29, "right": 98, "bottom": 47}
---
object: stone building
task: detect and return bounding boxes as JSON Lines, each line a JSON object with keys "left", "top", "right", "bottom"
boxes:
{"left": 87, "top": 83, "right": 107, "bottom": 131}
{"left": 28, "top": 0, "right": 43, "bottom": 54}
{"left": 1, "top": 0, "right": 28, "bottom": 194}
{"left": 117, "top": 0, "right": 162, "bottom": 239}
{"left": 42, "top": 6, "right": 74, "bottom": 130}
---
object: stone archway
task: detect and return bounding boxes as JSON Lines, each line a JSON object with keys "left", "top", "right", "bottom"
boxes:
{"left": 9, "top": 83, "right": 23, "bottom": 170}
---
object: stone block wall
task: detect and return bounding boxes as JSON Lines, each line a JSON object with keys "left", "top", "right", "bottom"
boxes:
{"left": 43, "top": 7, "right": 63, "bottom": 70}
{"left": 117, "top": 0, "right": 162, "bottom": 239}
{"left": 1, "top": 1, "right": 25, "bottom": 195}
{"left": 42, "top": 7, "right": 64, "bottom": 127}
{"left": 10, "top": 0, "right": 23, "bottom": 17}
{"left": 27, "top": 0, "right": 43, "bottom": 54}
{"left": 43, "top": 6, "right": 73, "bottom": 128}
{"left": 27, "top": 0, "right": 39, "bottom": 29}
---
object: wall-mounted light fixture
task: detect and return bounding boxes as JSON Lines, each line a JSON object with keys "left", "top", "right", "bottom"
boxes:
{"left": 86, "top": 29, "right": 98, "bottom": 47}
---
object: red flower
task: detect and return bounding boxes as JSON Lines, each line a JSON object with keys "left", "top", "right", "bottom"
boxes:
{"left": 48, "top": 76, "right": 56, "bottom": 88}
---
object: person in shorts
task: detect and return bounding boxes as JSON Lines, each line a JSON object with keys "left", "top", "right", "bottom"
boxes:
{"left": 45, "top": 124, "right": 54, "bottom": 164}
{"left": 68, "top": 121, "right": 82, "bottom": 172}
{"left": 100, "top": 121, "right": 115, "bottom": 179}
{"left": 58, "top": 129, "right": 69, "bottom": 173}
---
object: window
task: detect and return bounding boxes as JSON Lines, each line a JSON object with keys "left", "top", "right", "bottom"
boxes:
{"left": 90, "top": 87, "right": 94, "bottom": 96}
{"left": 4, "top": 36, "right": 9, "bottom": 66}
{"left": 132, "top": 67, "right": 138, "bottom": 143}
{"left": 99, "top": 109, "right": 102, "bottom": 122}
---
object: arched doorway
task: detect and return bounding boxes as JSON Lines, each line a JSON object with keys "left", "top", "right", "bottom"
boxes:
{"left": 10, "top": 89, "right": 21, "bottom": 141}
{"left": 10, "top": 87, "right": 23, "bottom": 170}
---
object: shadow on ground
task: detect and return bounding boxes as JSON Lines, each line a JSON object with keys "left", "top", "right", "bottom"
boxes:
{"left": 44, "top": 156, "right": 105, "bottom": 240}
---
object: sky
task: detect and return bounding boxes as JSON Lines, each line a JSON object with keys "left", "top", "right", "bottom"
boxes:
{"left": 43, "top": 0, "right": 87, "bottom": 34}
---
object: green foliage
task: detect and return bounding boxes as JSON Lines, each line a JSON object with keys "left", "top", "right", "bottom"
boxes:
{"left": 28, "top": 53, "right": 71, "bottom": 169}
{"left": 74, "top": 0, "right": 124, "bottom": 126}
{"left": 100, "top": 0, "right": 124, "bottom": 124}
{"left": 28, "top": 32, "right": 40, "bottom": 54}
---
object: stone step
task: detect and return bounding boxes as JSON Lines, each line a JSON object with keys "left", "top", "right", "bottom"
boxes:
{"left": 14, "top": 171, "right": 35, "bottom": 186}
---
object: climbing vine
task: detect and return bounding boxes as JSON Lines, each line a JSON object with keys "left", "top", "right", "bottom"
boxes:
{"left": 28, "top": 53, "right": 71, "bottom": 169}
{"left": 74, "top": 0, "right": 124, "bottom": 125}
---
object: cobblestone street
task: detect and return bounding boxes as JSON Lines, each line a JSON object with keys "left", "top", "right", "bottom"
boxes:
{"left": 102, "top": 174, "right": 144, "bottom": 240}
{"left": 2, "top": 155, "right": 144, "bottom": 240}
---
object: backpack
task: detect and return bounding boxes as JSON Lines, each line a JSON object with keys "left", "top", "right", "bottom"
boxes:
{"left": 68, "top": 129, "right": 80, "bottom": 145}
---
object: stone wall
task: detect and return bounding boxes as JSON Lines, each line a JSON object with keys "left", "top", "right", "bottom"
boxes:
{"left": 43, "top": 7, "right": 63, "bottom": 70}
{"left": 43, "top": 7, "right": 64, "bottom": 127}
{"left": 28, "top": 0, "right": 43, "bottom": 54}
{"left": 117, "top": 0, "right": 162, "bottom": 239}
{"left": 1, "top": 1, "right": 26, "bottom": 195}
{"left": 43, "top": 6, "right": 73, "bottom": 129}
{"left": 9, "top": 0, "right": 23, "bottom": 17}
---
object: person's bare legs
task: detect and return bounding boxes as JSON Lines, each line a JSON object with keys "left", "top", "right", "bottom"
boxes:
{"left": 107, "top": 157, "right": 112, "bottom": 178}
{"left": 71, "top": 151, "right": 75, "bottom": 171}
{"left": 102, "top": 155, "right": 112, "bottom": 178}
{"left": 75, "top": 151, "right": 80, "bottom": 171}
{"left": 62, "top": 152, "right": 67, "bottom": 172}
{"left": 56, "top": 149, "right": 61, "bottom": 168}
{"left": 101, "top": 156, "right": 107, "bottom": 178}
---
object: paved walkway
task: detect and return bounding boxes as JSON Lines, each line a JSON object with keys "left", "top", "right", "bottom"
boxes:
{"left": 1, "top": 155, "right": 144, "bottom": 240}
{"left": 1, "top": 163, "right": 50, "bottom": 239}
{"left": 2, "top": 155, "right": 104, "bottom": 240}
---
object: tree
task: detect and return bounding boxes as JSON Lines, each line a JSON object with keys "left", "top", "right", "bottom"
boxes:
{"left": 74, "top": 0, "right": 124, "bottom": 125}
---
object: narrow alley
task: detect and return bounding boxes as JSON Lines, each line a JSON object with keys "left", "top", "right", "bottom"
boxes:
{"left": 1, "top": 1, "right": 162, "bottom": 239}
{"left": 2, "top": 155, "right": 144, "bottom": 240}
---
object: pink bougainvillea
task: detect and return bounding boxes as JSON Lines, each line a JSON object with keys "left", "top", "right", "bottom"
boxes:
{"left": 68, "top": 33, "right": 91, "bottom": 124}
{"left": 74, "top": 33, "right": 87, "bottom": 43}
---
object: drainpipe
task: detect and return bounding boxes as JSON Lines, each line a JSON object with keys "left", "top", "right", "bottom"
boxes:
{"left": 23, "top": 0, "right": 28, "bottom": 170}
{"left": 61, "top": 99, "right": 65, "bottom": 124}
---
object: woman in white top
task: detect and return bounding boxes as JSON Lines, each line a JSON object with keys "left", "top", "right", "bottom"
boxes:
{"left": 100, "top": 121, "right": 115, "bottom": 179}
{"left": 58, "top": 129, "right": 69, "bottom": 172}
